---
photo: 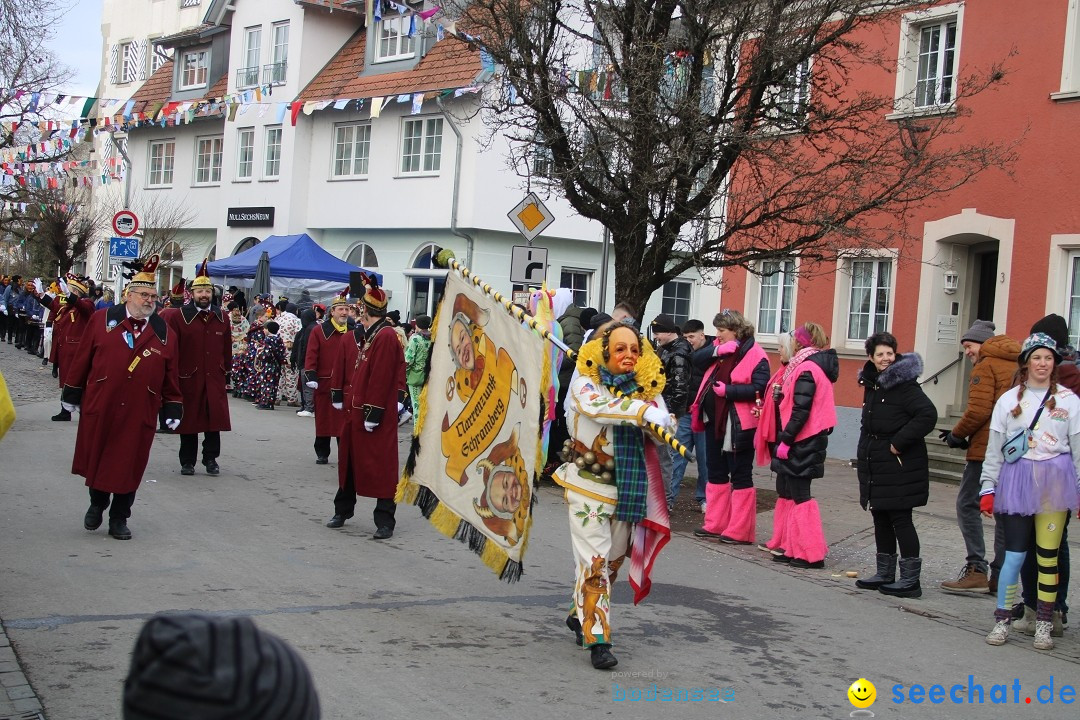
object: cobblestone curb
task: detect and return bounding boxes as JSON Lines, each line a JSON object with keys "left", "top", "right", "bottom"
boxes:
{"left": 0, "top": 620, "right": 43, "bottom": 720}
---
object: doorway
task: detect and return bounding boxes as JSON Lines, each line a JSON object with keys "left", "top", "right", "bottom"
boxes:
{"left": 972, "top": 250, "right": 998, "bottom": 326}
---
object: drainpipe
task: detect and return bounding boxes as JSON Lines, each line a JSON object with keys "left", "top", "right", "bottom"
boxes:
{"left": 436, "top": 96, "right": 474, "bottom": 267}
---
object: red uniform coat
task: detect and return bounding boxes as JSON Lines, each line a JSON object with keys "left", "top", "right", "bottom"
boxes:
{"left": 338, "top": 321, "right": 406, "bottom": 498}
{"left": 63, "top": 306, "right": 182, "bottom": 494}
{"left": 303, "top": 321, "right": 358, "bottom": 438}
{"left": 41, "top": 294, "right": 95, "bottom": 387}
{"left": 165, "top": 304, "right": 232, "bottom": 434}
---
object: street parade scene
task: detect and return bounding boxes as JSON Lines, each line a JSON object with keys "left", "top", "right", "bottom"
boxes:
{"left": 3, "top": 0, "right": 1080, "bottom": 718}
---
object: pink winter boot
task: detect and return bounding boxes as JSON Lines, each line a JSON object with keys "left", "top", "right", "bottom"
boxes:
{"left": 694, "top": 483, "right": 732, "bottom": 538}
{"left": 764, "top": 497, "right": 792, "bottom": 553}
{"left": 787, "top": 499, "right": 828, "bottom": 568}
{"left": 720, "top": 487, "right": 757, "bottom": 544}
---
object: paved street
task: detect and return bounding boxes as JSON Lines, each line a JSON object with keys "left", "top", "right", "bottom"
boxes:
{"left": 1, "top": 339, "right": 1079, "bottom": 719}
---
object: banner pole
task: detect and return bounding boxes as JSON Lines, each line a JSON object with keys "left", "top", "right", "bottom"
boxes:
{"left": 434, "top": 249, "right": 693, "bottom": 461}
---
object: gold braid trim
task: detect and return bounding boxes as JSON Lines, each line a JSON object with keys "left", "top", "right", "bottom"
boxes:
{"left": 575, "top": 330, "right": 666, "bottom": 402}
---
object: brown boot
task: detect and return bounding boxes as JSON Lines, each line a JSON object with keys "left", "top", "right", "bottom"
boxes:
{"left": 940, "top": 564, "right": 990, "bottom": 594}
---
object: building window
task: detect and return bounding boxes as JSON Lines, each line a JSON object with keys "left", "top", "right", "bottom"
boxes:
{"left": 1067, "top": 252, "right": 1080, "bottom": 347}
{"left": 401, "top": 117, "right": 443, "bottom": 174}
{"left": 236, "top": 128, "right": 254, "bottom": 180}
{"left": 120, "top": 41, "right": 141, "bottom": 84}
{"left": 662, "top": 280, "right": 693, "bottom": 326}
{"left": 234, "top": 236, "right": 260, "bottom": 254}
{"left": 346, "top": 242, "right": 379, "bottom": 268}
{"left": 376, "top": 15, "right": 416, "bottom": 61}
{"left": 846, "top": 258, "right": 893, "bottom": 341}
{"left": 194, "top": 136, "right": 223, "bottom": 185}
{"left": 757, "top": 259, "right": 796, "bottom": 336}
{"left": 264, "top": 126, "right": 282, "bottom": 178}
{"left": 893, "top": 4, "right": 962, "bottom": 116}
{"left": 147, "top": 139, "right": 175, "bottom": 187}
{"left": 179, "top": 49, "right": 209, "bottom": 90}
{"left": 408, "top": 243, "right": 447, "bottom": 319}
{"left": 150, "top": 45, "right": 169, "bottom": 75}
{"left": 332, "top": 122, "right": 372, "bottom": 178}
{"left": 532, "top": 137, "right": 553, "bottom": 179}
{"left": 773, "top": 58, "right": 811, "bottom": 130}
{"left": 560, "top": 269, "right": 591, "bottom": 308}
{"left": 238, "top": 26, "right": 261, "bottom": 88}
{"left": 915, "top": 21, "right": 957, "bottom": 107}
{"left": 265, "top": 21, "right": 288, "bottom": 85}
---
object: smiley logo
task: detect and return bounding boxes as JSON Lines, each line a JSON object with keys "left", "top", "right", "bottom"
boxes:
{"left": 848, "top": 678, "right": 876, "bottom": 709}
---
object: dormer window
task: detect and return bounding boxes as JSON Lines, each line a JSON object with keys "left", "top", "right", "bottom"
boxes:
{"left": 179, "top": 48, "right": 209, "bottom": 90}
{"left": 376, "top": 15, "right": 415, "bottom": 62}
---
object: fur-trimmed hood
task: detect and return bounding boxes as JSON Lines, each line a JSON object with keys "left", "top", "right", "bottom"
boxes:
{"left": 859, "top": 352, "right": 923, "bottom": 390}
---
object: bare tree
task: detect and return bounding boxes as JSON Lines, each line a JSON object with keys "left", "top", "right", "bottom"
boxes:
{"left": 8, "top": 184, "right": 105, "bottom": 275}
{"left": 108, "top": 193, "right": 199, "bottom": 260}
{"left": 459, "top": 0, "right": 1016, "bottom": 312}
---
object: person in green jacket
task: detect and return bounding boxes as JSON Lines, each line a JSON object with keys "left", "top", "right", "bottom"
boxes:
{"left": 404, "top": 315, "right": 433, "bottom": 415}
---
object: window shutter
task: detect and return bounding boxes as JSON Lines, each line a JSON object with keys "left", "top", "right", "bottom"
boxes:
{"left": 136, "top": 40, "right": 147, "bottom": 81}
{"left": 108, "top": 44, "right": 119, "bottom": 84}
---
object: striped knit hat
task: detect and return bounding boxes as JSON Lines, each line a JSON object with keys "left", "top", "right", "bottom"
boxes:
{"left": 123, "top": 613, "right": 320, "bottom": 720}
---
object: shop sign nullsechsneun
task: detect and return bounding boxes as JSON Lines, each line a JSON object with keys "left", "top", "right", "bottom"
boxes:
{"left": 226, "top": 207, "right": 275, "bottom": 227}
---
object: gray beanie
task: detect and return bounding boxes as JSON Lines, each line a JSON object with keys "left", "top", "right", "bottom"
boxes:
{"left": 124, "top": 613, "right": 320, "bottom": 720}
{"left": 961, "top": 319, "right": 995, "bottom": 345}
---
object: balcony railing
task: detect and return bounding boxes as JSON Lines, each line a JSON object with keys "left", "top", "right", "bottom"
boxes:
{"left": 263, "top": 62, "right": 287, "bottom": 86}
{"left": 236, "top": 66, "right": 260, "bottom": 88}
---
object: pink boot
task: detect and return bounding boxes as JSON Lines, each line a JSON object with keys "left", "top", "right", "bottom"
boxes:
{"left": 787, "top": 499, "right": 828, "bottom": 568}
{"left": 720, "top": 487, "right": 757, "bottom": 544}
{"left": 694, "top": 483, "right": 731, "bottom": 538}
{"left": 765, "top": 498, "right": 792, "bottom": 552}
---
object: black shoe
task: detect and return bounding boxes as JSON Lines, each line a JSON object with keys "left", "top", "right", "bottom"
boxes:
{"left": 51, "top": 409, "right": 71, "bottom": 421}
{"left": 566, "top": 616, "right": 584, "bottom": 647}
{"left": 51, "top": 366, "right": 58, "bottom": 378}
{"left": 180, "top": 465, "right": 195, "bottom": 476}
{"left": 108, "top": 519, "right": 132, "bottom": 540}
{"left": 326, "top": 515, "right": 347, "bottom": 528}
{"left": 790, "top": 558, "right": 825, "bottom": 569}
{"left": 40, "top": 358, "right": 47, "bottom": 366}
{"left": 203, "top": 460, "right": 220, "bottom": 476}
{"left": 879, "top": 557, "right": 923, "bottom": 598}
{"left": 315, "top": 456, "right": 329, "bottom": 465}
{"left": 719, "top": 535, "right": 752, "bottom": 545}
{"left": 772, "top": 554, "right": 793, "bottom": 563}
{"left": 590, "top": 644, "right": 618, "bottom": 669}
{"left": 373, "top": 526, "right": 394, "bottom": 540}
{"left": 693, "top": 527, "right": 723, "bottom": 538}
{"left": 84, "top": 505, "right": 104, "bottom": 531}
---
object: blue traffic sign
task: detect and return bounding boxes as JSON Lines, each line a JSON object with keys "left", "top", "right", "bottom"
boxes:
{"left": 108, "top": 236, "right": 140, "bottom": 259}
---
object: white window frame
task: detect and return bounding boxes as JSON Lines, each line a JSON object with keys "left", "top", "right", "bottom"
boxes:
{"left": 193, "top": 135, "right": 223, "bottom": 185}
{"left": 120, "top": 41, "right": 140, "bottom": 84}
{"left": 263, "top": 125, "right": 282, "bottom": 179}
{"left": 147, "top": 139, "right": 176, "bottom": 187}
{"left": 833, "top": 252, "right": 897, "bottom": 351}
{"left": 891, "top": 3, "right": 963, "bottom": 118}
{"left": 770, "top": 57, "right": 811, "bottom": 132}
{"left": 266, "top": 21, "right": 289, "bottom": 85}
{"left": 1055, "top": 0, "right": 1080, "bottom": 99}
{"left": 150, "top": 44, "right": 169, "bottom": 75}
{"left": 236, "top": 127, "right": 255, "bottom": 180}
{"left": 376, "top": 15, "right": 416, "bottom": 62}
{"left": 661, "top": 279, "right": 694, "bottom": 327}
{"left": 179, "top": 48, "right": 209, "bottom": 90}
{"left": 532, "top": 136, "right": 554, "bottom": 179}
{"left": 560, "top": 268, "right": 592, "bottom": 308}
{"left": 239, "top": 26, "right": 262, "bottom": 88}
{"left": 1063, "top": 247, "right": 1080, "bottom": 348}
{"left": 400, "top": 117, "right": 443, "bottom": 175}
{"left": 345, "top": 242, "right": 379, "bottom": 269}
{"left": 331, "top": 122, "right": 372, "bottom": 179}
{"left": 754, "top": 258, "right": 798, "bottom": 340}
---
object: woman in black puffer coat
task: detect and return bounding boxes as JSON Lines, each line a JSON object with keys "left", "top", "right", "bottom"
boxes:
{"left": 855, "top": 332, "right": 937, "bottom": 598}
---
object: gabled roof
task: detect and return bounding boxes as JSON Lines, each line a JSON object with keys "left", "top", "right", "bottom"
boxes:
{"left": 127, "top": 60, "right": 229, "bottom": 114}
{"left": 297, "top": 29, "right": 482, "bottom": 103}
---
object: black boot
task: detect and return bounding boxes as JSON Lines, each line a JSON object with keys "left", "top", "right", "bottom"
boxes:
{"left": 855, "top": 553, "right": 897, "bottom": 590}
{"left": 84, "top": 505, "right": 105, "bottom": 531}
{"left": 566, "top": 615, "right": 583, "bottom": 647}
{"left": 52, "top": 408, "right": 71, "bottom": 421}
{"left": 590, "top": 644, "right": 618, "bottom": 669}
{"left": 879, "top": 557, "right": 922, "bottom": 598}
{"left": 108, "top": 518, "right": 132, "bottom": 540}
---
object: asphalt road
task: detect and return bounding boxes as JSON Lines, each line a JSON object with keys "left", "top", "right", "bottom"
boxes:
{"left": 1, "top": 340, "right": 1078, "bottom": 719}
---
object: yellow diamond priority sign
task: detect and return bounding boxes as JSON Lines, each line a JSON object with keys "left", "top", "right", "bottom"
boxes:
{"left": 508, "top": 192, "right": 555, "bottom": 242}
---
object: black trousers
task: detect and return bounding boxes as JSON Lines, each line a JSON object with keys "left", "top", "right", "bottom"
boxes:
{"left": 24, "top": 322, "right": 40, "bottom": 354}
{"left": 871, "top": 507, "right": 920, "bottom": 558}
{"left": 776, "top": 473, "right": 814, "bottom": 503}
{"left": 704, "top": 433, "right": 755, "bottom": 490}
{"left": 314, "top": 436, "right": 338, "bottom": 460}
{"left": 89, "top": 488, "right": 136, "bottom": 519}
{"left": 179, "top": 432, "right": 221, "bottom": 466}
{"left": 333, "top": 476, "right": 396, "bottom": 530}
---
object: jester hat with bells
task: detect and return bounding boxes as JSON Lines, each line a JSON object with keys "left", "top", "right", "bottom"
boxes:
{"left": 472, "top": 426, "right": 531, "bottom": 547}
{"left": 191, "top": 257, "right": 213, "bottom": 289}
{"left": 128, "top": 255, "right": 160, "bottom": 291}
{"left": 357, "top": 272, "right": 387, "bottom": 316}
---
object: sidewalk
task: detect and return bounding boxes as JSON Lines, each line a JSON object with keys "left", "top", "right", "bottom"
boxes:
{"left": 0, "top": 621, "right": 43, "bottom": 720}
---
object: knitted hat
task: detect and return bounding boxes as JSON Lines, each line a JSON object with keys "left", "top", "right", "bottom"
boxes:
{"left": 66, "top": 272, "right": 89, "bottom": 295}
{"left": 1019, "top": 332, "right": 1063, "bottom": 366}
{"left": 414, "top": 314, "right": 432, "bottom": 331}
{"left": 650, "top": 314, "right": 680, "bottom": 334}
{"left": 1030, "top": 313, "right": 1070, "bottom": 350}
{"left": 169, "top": 279, "right": 185, "bottom": 300}
{"left": 960, "top": 319, "right": 995, "bottom": 345}
{"left": 128, "top": 256, "right": 160, "bottom": 290}
{"left": 123, "top": 613, "right": 319, "bottom": 720}
{"left": 191, "top": 258, "right": 213, "bottom": 288}
{"left": 589, "top": 312, "right": 612, "bottom": 331}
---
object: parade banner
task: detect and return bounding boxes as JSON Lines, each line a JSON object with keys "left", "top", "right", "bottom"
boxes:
{"left": 397, "top": 270, "right": 548, "bottom": 581}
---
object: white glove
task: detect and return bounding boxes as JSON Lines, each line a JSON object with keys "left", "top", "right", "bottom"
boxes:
{"left": 59, "top": 278, "right": 69, "bottom": 294}
{"left": 61, "top": 401, "right": 79, "bottom": 413}
{"left": 397, "top": 401, "right": 404, "bottom": 413}
{"left": 364, "top": 420, "right": 377, "bottom": 432}
{"left": 165, "top": 419, "right": 180, "bottom": 431}
{"left": 305, "top": 381, "right": 319, "bottom": 389}
{"left": 332, "top": 402, "right": 343, "bottom": 410}
{"left": 34, "top": 278, "right": 44, "bottom": 295}
{"left": 643, "top": 406, "right": 672, "bottom": 429}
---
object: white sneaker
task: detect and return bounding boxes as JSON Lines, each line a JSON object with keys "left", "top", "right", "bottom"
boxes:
{"left": 296, "top": 410, "right": 314, "bottom": 418}
{"left": 398, "top": 409, "right": 413, "bottom": 426}
{"left": 1034, "top": 620, "right": 1055, "bottom": 650}
{"left": 985, "top": 620, "right": 1010, "bottom": 646}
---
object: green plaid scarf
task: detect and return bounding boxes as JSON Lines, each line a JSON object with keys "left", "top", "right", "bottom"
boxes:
{"left": 601, "top": 368, "right": 648, "bottom": 522}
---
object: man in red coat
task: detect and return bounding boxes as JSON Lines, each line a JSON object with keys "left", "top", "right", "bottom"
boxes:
{"left": 35, "top": 273, "right": 95, "bottom": 421}
{"left": 327, "top": 276, "right": 406, "bottom": 538}
{"left": 165, "top": 263, "right": 232, "bottom": 476}
{"left": 62, "top": 256, "right": 182, "bottom": 540}
{"left": 303, "top": 294, "right": 357, "bottom": 464}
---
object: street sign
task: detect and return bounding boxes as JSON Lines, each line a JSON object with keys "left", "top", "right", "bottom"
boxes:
{"left": 108, "top": 236, "right": 140, "bottom": 263}
{"left": 510, "top": 245, "right": 548, "bottom": 285}
{"left": 507, "top": 192, "right": 554, "bottom": 243}
{"left": 112, "top": 210, "right": 139, "bottom": 237}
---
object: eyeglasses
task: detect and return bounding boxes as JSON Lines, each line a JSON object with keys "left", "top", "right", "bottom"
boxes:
{"left": 129, "top": 291, "right": 158, "bottom": 301}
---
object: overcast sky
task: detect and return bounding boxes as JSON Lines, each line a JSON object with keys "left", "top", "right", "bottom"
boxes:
{"left": 47, "top": 1, "right": 104, "bottom": 97}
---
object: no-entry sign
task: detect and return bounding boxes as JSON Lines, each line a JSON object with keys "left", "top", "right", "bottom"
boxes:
{"left": 112, "top": 210, "right": 139, "bottom": 237}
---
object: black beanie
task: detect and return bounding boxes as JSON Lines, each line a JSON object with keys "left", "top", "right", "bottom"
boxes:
{"left": 1030, "top": 313, "right": 1070, "bottom": 350}
{"left": 123, "top": 613, "right": 320, "bottom": 720}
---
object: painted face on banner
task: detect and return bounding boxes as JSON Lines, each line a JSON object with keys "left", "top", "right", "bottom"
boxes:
{"left": 489, "top": 469, "right": 523, "bottom": 514}
{"left": 451, "top": 318, "right": 475, "bottom": 370}
{"left": 605, "top": 326, "right": 640, "bottom": 375}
